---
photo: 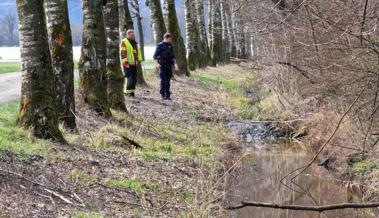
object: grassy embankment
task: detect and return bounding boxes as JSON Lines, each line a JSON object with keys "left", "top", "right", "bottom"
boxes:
{"left": 0, "top": 64, "right": 262, "bottom": 217}
{"left": 2, "top": 63, "right": 378, "bottom": 216}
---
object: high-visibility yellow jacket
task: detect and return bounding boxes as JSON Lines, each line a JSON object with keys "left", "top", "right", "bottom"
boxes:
{"left": 120, "top": 38, "right": 143, "bottom": 67}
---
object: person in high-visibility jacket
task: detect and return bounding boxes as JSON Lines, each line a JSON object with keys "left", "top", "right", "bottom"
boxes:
{"left": 120, "top": 29, "right": 143, "bottom": 97}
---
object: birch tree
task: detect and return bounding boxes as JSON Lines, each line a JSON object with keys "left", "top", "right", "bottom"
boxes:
{"left": 146, "top": 0, "right": 167, "bottom": 44}
{"left": 45, "top": 0, "right": 76, "bottom": 130}
{"left": 16, "top": 0, "right": 64, "bottom": 141}
{"left": 164, "top": 0, "right": 189, "bottom": 76}
{"left": 210, "top": 0, "right": 223, "bottom": 66}
{"left": 227, "top": 0, "right": 237, "bottom": 58}
{"left": 185, "top": 0, "right": 201, "bottom": 70}
{"left": 130, "top": 0, "right": 145, "bottom": 60}
{"left": 105, "top": 0, "right": 127, "bottom": 111}
{"left": 220, "top": 0, "right": 230, "bottom": 63}
{"left": 195, "top": 0, "right": 210, "bottom": 67}
{"left": 79, "top": 0, "right": 111, "bottom": 116}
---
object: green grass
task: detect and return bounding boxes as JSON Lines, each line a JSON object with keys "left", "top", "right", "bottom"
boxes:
{"left": 0, "top": 61, "right": 80, "bottom": 74}
{"left": 142, "top": 59, "right": 155, "bottom": 65}
{"left": 103, "top": 178, "right": 145, "bottom": 193}
{"left": 0, "top": 62, "right": 21, "bottom": 74}
{"left": 353, "top": 160, "right": 378, "bottom": 174}
{"left": 0, "top": 101, "right": 50, "bottom": 156}
{"left": 194, "top": 74, "right": 240, "bottom": 90}
{"left": 132, "top": 122, "right": 226, "bottom": 160}
{"left": 72, "top": 211, "right": 104, "bottom": 218}
{"left": 69, "top": 169, "right": 97, "bottom": 185}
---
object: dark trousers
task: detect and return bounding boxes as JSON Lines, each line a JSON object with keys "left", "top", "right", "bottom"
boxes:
{"left": 159, "top": 65, "right": 173, "bottom": 98}
{"left": 123, "top": 66, "right": 137, "bottom": 96}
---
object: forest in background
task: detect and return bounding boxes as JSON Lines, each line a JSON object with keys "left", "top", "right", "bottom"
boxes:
{"left": 0, "top": 0, "right": 186, "bottom": 46}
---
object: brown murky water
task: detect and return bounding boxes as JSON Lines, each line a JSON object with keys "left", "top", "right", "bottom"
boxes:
{"left": 226, "top": 151, "right": 376, "bottom": 218}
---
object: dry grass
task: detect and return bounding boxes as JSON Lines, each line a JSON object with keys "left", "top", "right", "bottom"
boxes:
{"left": 0, "top": 64, "right": 254, "bottom": 217}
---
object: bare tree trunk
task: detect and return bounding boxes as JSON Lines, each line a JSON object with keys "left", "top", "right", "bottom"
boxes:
{"left": 164, "top": 0, "right": 189, "bottom": 76}
{"left": 119, "top": 0, "right": 133, "bottom": 39}
{"left": 210, "top": 0, "right": 223, "bottom": 66}
{"left": 208, "top": 0, "right": 213, "bottom": 64}
{"left": 227, "top": 0, "right": 237, "bottom": 58}
{"left": 79, "top": 0, "right": 111, "bottom": 116}
{"left": 146, "top": 0, "right": 167, "bottom": 44}
{"left": 104, "top": 0, "right": 127, "bottom": 111}
{"left": 130, "top": 0, "right": 145, "bottom": 60}
{"left": 220, "top": 0, "right": 230, "bottom": 64}
{"left": 45, "top": 0, "right": 76, "bottom": 130}
{"left": 16, "top": 0, "right": 64, "bottom": 141}
{"left": 185, "top": 0, "right": 201, "bottom": 70}
{"left": 195, "top": 0, "right": 210, "bottom": 68}
{"left": 235, "top": 12, "right": 246, "bottom": 59}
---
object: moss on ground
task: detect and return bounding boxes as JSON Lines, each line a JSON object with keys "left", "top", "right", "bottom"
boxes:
{"left": 0, "top": 101, "right": 51, "bottom": 157}
{"left": 72, "top": 211, "right": 105, "bottom": 218}
{"left": 352, "top": 159, "right": 378, "bottom": 174}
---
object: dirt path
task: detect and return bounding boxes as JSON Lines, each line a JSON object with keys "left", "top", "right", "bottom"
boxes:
{"left": 0, "top": 66, "right": 155, "bottom": 105}
{"left": 0, "top": 72, "right": 21, "bottom": 104}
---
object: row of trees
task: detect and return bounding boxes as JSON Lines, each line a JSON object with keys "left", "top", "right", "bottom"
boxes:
{"left": 16, "top": 0, "right": 145, "bottom": 141}
{"left": 146, "top": 0, "right": 250, "bottom": 73}
{"left": 16, "top": 0, "right": 251, "bottom": 141}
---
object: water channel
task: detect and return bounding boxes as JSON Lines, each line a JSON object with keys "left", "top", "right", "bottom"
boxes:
{"left": 226, "top": 121, "right": 376, "bottom": 218}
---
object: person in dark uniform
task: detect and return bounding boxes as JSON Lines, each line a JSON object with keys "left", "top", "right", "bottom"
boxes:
{"left": 120, "top": 29, "right": 143, "bottom": 98}
{"left": 153, "top": 33, "right": 175, "bottom": 101}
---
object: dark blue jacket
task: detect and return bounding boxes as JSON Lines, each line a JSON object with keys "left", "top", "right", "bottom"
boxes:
{"left": 153, "top": 42, "right": 175, "bottom": 66}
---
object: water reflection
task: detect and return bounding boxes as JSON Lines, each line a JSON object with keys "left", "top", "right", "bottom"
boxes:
{"left": 226, "top": 152, "right": 373, "bottom": 218}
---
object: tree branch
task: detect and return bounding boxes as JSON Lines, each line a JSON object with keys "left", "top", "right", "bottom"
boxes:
{"left": 226, "top": 201, "right": 379, "bottom": 212}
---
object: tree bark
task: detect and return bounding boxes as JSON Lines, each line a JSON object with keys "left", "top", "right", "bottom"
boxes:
{"left": 220, "top": 0, "right": 230, "bottom": 64}
{"left": 210, "top": 0, "right": 223, "bottom": 66}
{"left": 79, "top": 0, "right": 111, "bottom": 116}
{"left": 195, "top": 0, "right": 210, "bottom": 68}
{"left": 227, "top": 0, "right": 237, "bottom": 58}
{"left": 16, "top": 0, "right": 64, "bottom": 141}
{"left": 235, "top": 9, "right": 246, "bottom": 59}
{"left": 185, "top": 0, "right": 201, "bottom": 71}
{"left": 164, "top": 0, "right": 189, "bottom": 76}
{"left": 146, "top": 0, "right": 167, "bottom": 44}
{"left": 104, "top": 0, "right": 127, "bottom": 111}
{"left": 130, "top": 0, "right": 145, "bottom": 60}
{"left": 45, "top": 0, "right": 77, "bottom": 130}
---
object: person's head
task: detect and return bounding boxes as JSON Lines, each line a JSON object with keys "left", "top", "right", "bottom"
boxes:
{"left": 126, "top": 29, "right": 136, "bottom": 40}
{"left": 163, "top": 33, "right": 173, "bottom": 44}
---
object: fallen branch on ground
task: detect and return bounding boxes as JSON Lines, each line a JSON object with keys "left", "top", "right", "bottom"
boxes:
{"left": 0, "top": 168, "right": 85, "bottom": 207}
{"left": 226, "top": 201, "right": 379, "bottom": 212}
{"left": 121, "top": 135, "right": 144, "bottom": 149}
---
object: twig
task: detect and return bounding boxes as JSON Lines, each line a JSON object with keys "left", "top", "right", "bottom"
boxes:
{"left": 121, "top": 135, "right": 144, "bottom": 149}
{"left": 276, "top": 61, "right": 315, "bottom": 84}
{"left": 280, "top": 85, "right": 367, "bottom": 192}
{"left": 0, "top": 168, "right": 85, "bottom": 207}
{"left": 226, "top": 201, "right": 379, "bottom": 212}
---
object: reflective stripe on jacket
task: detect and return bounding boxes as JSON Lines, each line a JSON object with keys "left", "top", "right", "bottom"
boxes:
{"left": 120, "top": 38, "right": 143, "bottom": 66}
